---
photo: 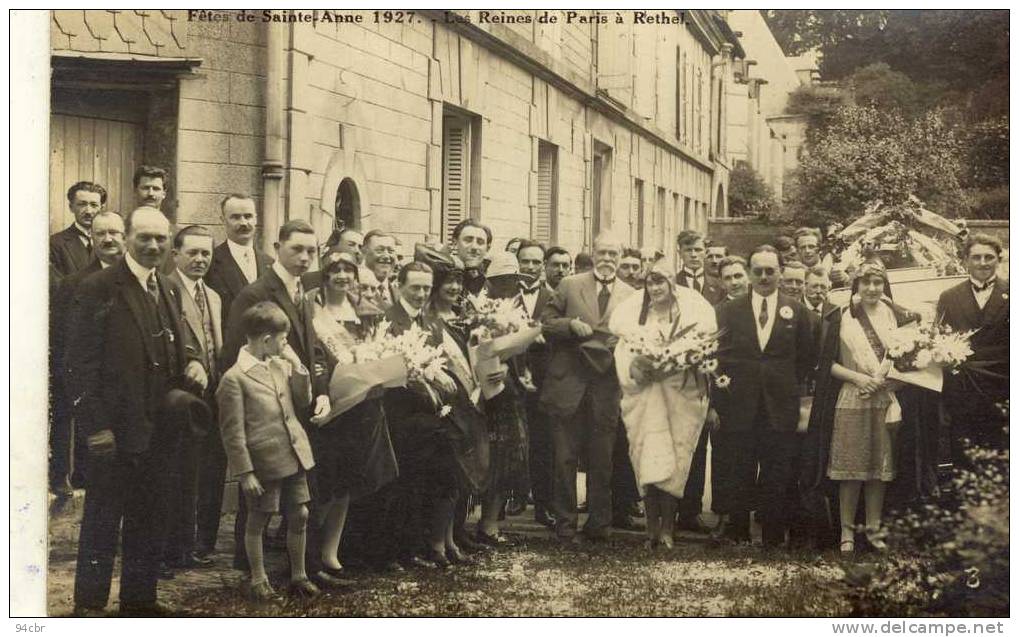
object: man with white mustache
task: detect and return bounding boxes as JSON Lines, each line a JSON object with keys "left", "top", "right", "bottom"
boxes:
{"left": 540, "top": 231, "right": 635, "bottom": 543}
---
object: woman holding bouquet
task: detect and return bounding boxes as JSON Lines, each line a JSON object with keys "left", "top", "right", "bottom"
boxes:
{"left": 308, "top": 250, "right": 398, "bottom": 575}
{"left": 417, "top": 245, "right": 493, "bottom": 564}
{"left": 803, "top": 260, "right": 936, "bottom": 554}
{"left": 609, "top": 262, "right": 718, "bottom": 549}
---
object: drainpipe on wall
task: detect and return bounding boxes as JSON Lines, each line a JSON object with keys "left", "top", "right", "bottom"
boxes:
{"left": 262, "top": 20, "right": 285, "bottom": 255}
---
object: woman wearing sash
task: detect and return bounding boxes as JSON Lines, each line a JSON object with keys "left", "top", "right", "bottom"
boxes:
{"left": 803, "top": 260, "right": 929, "bottom": 555}
{"left": 308, "top": 250, "right": 398, "bottom": 576}
{"left": 415, "top": 244, "right": 493, "bottom": 564}
{"left": 609, "top": 262, "right": 717, "bottom": 549}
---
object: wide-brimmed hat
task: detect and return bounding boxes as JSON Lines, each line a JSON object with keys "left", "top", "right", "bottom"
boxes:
{"left": 486, "top": 250, "right": 536, "bottom": 285}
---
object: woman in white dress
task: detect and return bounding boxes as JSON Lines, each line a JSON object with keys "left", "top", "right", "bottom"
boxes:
{"left": 610, "top": 262, "right": 718, "bottom": 548}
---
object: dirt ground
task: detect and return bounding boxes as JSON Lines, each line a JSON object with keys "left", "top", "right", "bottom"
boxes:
{"left": 47, "top": 491, "right": 853, "bottom": 617}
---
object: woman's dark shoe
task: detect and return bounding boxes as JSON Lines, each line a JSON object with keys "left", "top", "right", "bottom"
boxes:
{"left": 310, "top": 570, "right": 348, "bottom": 589}
{"left": 476, "top": 529, "right": 509, "bottom": 547}
{"left": 402, "top": 555, "right": 438, "bottom": 570}
{"left": 319, "top": 566, "right": 356, "bottom": 586}
{"left": 455, "top": 533, "right": 491, "bottom": 553}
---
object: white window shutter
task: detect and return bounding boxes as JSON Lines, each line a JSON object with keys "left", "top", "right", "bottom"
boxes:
{"left": 442, "top": 116, "right": 470, "bottom": 243}
{"left": 533, "top": 143, "right": 556, "bottom": 244}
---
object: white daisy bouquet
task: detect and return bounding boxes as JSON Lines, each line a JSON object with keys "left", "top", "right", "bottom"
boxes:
{"left": 625, "top": 322, "right": 729, "bottom": 389}
{"left": 328, "top": 319, "right": 450, "bottom": 414}
{"left": 883, "top": 321, "right": 974, "bottom": 392}
{"left": 462, "top": 290, "right": 538, "bottom": 340}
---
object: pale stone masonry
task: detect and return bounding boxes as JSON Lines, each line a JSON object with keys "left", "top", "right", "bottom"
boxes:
{"left": 49, "top": 9, "right": 745, "bottom": 263}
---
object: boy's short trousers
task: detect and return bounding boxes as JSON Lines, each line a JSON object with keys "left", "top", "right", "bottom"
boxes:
{"left": 245, "top": 471, "right": 310, "bottom": 514}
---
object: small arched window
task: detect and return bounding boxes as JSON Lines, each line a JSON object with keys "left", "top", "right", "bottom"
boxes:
{"left": 335, "top": 177, "right": 361, "bottom": 229}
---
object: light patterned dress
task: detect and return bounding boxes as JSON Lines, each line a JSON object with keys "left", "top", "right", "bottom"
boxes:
{"left": 827, "top": 304, "right": 899, "bottom": 482}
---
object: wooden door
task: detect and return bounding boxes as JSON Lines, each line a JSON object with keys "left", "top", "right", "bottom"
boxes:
{"left": 49, "top": 114, "right": 143, "bottom": 234}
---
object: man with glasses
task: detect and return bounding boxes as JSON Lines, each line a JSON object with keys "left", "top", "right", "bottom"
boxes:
{"left": 711, "top": 245, "right": 815, "bottom": 548}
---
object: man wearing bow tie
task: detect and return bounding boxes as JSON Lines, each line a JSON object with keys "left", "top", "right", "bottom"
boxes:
{"left": 515, "top": 240, "right": 557, "bottom": 527}
{"left": 936, "top": 234, "right": 1009, "bottom": 459}
{"left": 540, "top": 231, "right": 635, "bottom": 542}
{"left": 452, "top": 219, "right": 492, "bottom": 296}
{"left": 712, "top": 245, "right": 815, "bottom": 547}
{"left": 50, "top": 181, "right": 107, "bottom": 280}
{"left": 66, "top": 207, "right": 208, "bottom": 616}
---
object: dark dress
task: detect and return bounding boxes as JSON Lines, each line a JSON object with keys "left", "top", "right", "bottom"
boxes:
{"left": 800, "top": 301, "right": 941, "bottom": 544}
{"left": 310, "top": 294, "right": 398, "bottom": 502}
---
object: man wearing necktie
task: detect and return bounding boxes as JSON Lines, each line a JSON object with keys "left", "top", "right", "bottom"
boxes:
{"left": 205, "top": 194, "right": 273, "bottom": 331}
{"left": 673, "top": 230, "right": 725, "bottom": 532}
{"left": 540, "top": 231, "right": 635, "bottom": 542}
{"left": 711, "top": 245, "right": 815, "bottom": 548}
{"left": 66, "top": 207, "right": 209, "bottom": 616}
{"left": 936, "top": 234, "right": 1010, "bottom": 460}
{"left": 50, "top": 181, "right": 107, "bottom": 280}
{"left": 168, "top": 226, "right": 225, "bottom": 569}
{"left": 221, "top": 219, "right": 337, "bottom": 588}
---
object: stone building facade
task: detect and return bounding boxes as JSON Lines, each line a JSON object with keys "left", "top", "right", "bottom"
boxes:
{"left": 49, "top": 9, "right": 742, "bottom": 263}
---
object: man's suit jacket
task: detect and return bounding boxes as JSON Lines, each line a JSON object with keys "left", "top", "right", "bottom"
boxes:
{"left": 50, "top": 225, "right": 92, "bottom": 280}
{"left": 205, "top": 241, "right": 272, "bottom": 331}
{"left": 677, "top": 270, "right": 726, "bottom": 306}
{"left": 381, "top": 298, "right": 446, "bottom": 428}
{"left": 936, "top": 279, "right": 1009, "bottom": 420}
{"left": 539, "top": 272, "right": 635, "bottom": 419}
{"left": 216, "top": 356, "right": 314, "bottom": 481}
{"left": 222, "top": 267, "right": 328, "bottom": 399}
{"left": 168, "top": 270, "right": 224, "bottom": 382}
{"left": 524, "top": 284, "right": 555, "bottom": 387}
{"left": 64, "top": 259, "right": 200, "bottom": 454}
{"left": 713, "top": 292, "right": 816, "bottom": 433}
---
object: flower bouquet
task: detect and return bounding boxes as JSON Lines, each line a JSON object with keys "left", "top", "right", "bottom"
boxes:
{"left": 325, "top": 319, "right": 449, "bottom": 419}
{"left": 624, "top": 322, "right": 729, "bottom": 390}
{"left": 884, "top": 321, "right": 974, "bottom": 392}
{"left": 462, "top": 291, "right": 543, "bottom": 398}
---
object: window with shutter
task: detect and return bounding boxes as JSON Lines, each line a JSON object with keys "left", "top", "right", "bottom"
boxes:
{"left": 442, "top": 115, "right": 471, "bottom": 243}
{"left": 533, "top": 141, "right": 557, "bottom": 244}
{"left": 675, "top": 46, "right": 682, "bottom": 141}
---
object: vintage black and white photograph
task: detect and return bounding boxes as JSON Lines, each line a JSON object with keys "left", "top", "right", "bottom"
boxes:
{"left": 13, "top": 7, "right": 1011, "bottom": 621}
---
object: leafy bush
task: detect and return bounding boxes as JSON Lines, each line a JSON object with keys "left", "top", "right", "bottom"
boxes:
{"left": 728, "top": 163, "right": 776, "bottom": 218}
{"left": 962, "top": 117, "right": 1009, "bottom": 189}
{"left": 784, "top": 104, "right": 966, "bottom": 226}
{"left": 851, "top": 404, "right": 1009, "bottom": 616}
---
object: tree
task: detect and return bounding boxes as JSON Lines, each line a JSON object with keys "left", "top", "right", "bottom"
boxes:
{"left": 728, "top": 163, "right": 776, "bottom": 217}
{"left": 783, "top": 104, "right": 965, "bottom": 226}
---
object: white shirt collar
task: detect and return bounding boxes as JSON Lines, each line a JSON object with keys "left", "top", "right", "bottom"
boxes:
{"left": 272, "top": 261, "right": 300, "bottom": 297}
{"left": 970, "top": 276, "right": 996, "bottom": 290}
{"left": 74, "top": 222, "right": 91, "bottom": 240}
{"left": 399, "top": 296, "right": 422, "bottom": 319}
{"left": 227, "top": 238, "right": 255, "bottom": 257}
{"left": 99, "top": 259, "right": 113, "bottom": 269}
{"left": 176, "top": 268, "right": 202, "bottom": 298}
{"left": 751, "top": 289, "right": 778, "bottom": 306}
{"left": 237, "top": 346, "right": 269, "bottom": 373}
{"left": 683, "top": 267, "right": 704, "bottom": 279}
{"left": 124, "top": 252, "right": 156, "bottom": 291}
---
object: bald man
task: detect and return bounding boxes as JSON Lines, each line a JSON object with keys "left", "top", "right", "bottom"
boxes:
{"left": 66, "top": 207, "right": 209, "bottom": 616}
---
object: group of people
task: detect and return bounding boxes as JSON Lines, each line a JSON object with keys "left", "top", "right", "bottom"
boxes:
{"left": 50, "top": 168, "right": 1008, "bottom": 616}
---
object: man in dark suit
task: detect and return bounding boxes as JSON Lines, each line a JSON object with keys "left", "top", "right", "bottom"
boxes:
{"left": 712, "top": 245, "right": 816, "bottom": 547}
{"left": 361, "top": 229, "right": 400, "bottom": 309}
{"left": 50, "top": 181, "right": 107, "bottom": 280}
{"left": 205, "top": 194, "right": 273, "bottom": 330}
{"left": 50, "top": 211, "right": 126, "bottom": 496}
{"left": 67, "top": 207, "right": 209, "bottom": 616}
{"left": 540, "top": 232, "right": 635, "bottom": 541}
{"left": 452, "top": 219, "right": 492, "bottom": 296}
{"left": 718, "top": 255, "right": 749, "bottom": 302}
{"left": 705, "top": 242, "right": 728, "bottom": 278}
{"left": 221, "top": 218, "right": 336, "bottom": 586}
{"left": 380, "top": 262, "right": 459, "bottom": 567}
{"left": 516, "top": 241, "right": 556, "bottom": 527}
{"left": 674, "top": 229, "right": 725, "bottom": 532}
{"left": 936, "top": 234, "right": 1009, "bottom": 459}
{"left": 166, "top": 226, "right": 224, "bottom": 569}
{"left": 544, "top": 246, "right": 572, "bottom": 290}
{"left": 803, "top": 265, "right": 836, "bottom": 320}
